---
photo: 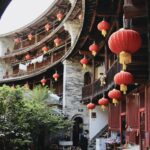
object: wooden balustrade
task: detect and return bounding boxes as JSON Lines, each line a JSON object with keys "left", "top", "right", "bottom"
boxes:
{"left": 4, "top": 47, "right": 66, "bottom": 78}
{"left": 82, "top": 60, "right": 122, "bottom": 101}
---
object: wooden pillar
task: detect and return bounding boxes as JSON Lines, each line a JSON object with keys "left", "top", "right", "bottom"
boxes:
{"left": 104, "top": 45, "right": 108, "bottom": 74}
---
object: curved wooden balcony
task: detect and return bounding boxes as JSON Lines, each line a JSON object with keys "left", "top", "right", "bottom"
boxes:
{"left": 0, "top": 0, "right": 78, "bottom": 58}
{"left": 5, "top": 32, "right": 70, "bottom": 65}
{"left": 82, "top": 60, "right": 121, "bottom": 101}
{"left": 2, "top": 41, "right": 71, "bottom": 82}
{"left": 0, "top": 0, "right": 84, "bottom": 83}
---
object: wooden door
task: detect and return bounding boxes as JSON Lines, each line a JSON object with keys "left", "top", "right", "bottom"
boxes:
{"left": 139, "top": 110, "right": 145, "bottom": 150}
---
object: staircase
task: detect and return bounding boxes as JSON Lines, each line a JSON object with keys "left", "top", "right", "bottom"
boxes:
{"left": 88, "top": 125, "right": 108, "bottom": 150}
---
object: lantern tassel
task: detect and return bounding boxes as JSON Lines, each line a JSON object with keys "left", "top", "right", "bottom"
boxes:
{"left": 92, "top": 51, "right": 97, "bottom": 56}
{"left": 101, "top": 105, "right": 106, "bottom": 111}
{"left": 120, "top": 84, "right": 127, "bottom": 94}
{"left": 119, "top": 51, "right": 132, "bottom": 70}
{"left": 102, "top": 30, "right": 107, "bottom": 37}
{"left": 83, "top": 64, "right": 87, "bottom": 69}
{"left": 55, "top": 78, "right": 58, "bottom": 81}
{"left": 42, "top": 83, "right": 45, "bottom": 86}
{"left": 112, "top": 98, "right": 118, "bottom": 106}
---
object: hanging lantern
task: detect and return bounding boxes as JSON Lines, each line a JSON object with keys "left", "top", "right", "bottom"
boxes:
{"left": 44, "top": 23, "right": 51, "bottom": 31}
{"left": 25, "top": 54, "right": 31, "bottom": 60}
{"left": 80, "top": 55, "right": 89, "bottom": 69}
{"left": 57, "top": 12, "right": 64, "bottom": 21}
{"left": 108, "top": 28, "right": 142, "bottom": 70}
{"left": 87, "top": 103, "right": 96, "bottom": 111}
{"left": 41, "top": 78, "right": 47, "bottom": 86}
{"left": 97, "top": 20, "right": 110, "bottom": 37}
{"left": 14, "top": 38, "right": 21, "bottom": 44}
{"left": 54, "top": 37, "right": 62, "bottom": 47}
{"left": 78, "top": 14, "right": 82, "bottom": 21}
{"left": 89, "top": 42, "right": 99, "bottom": 56}
{"left": 114, "top": 71, "right": 134, "bottom": 94}
{"left": 42, "top": 46, "right": 49, "bottom": 54}
{"left": 53, "top": 72, "right": 60, "bottom": 81}
{"left": 28, "top": 33, "right": 33, "bottom": 41}
{"left": 108, "top": 89, "right": 122, "bottom": 105}
{"left": 98, "top": 97, "right": 109, "bottom": 111}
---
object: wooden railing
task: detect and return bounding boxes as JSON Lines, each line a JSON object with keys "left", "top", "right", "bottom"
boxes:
{"left": 3, "top": 41, "right": 71, "bottom": 79}
{"left": 9, "top": 38, "right": 71, "bottom": 65}
{"left": 82, "top": 60, "right": 122, "bottom": 100}
{"left": 13, "top": 21, "right": 60, "bottom": 51}
{"left": 2, "top": 0, "right": 78, "bottom": 58}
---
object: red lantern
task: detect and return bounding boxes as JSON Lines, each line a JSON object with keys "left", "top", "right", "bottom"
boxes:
{"left": 89, "top": 42, "right": 99, "bottom": 56}
{"left": 54, "top": 37, "right": 62, "bottom": 47}
{"left": 98, "top": 97, "right": 109, "bottom": 111}
{"left": 114, "top": 71, "right": 134, "bottom": 94}
{"left": 44, "top": 23, "right": 51, "bottom": 31}
{"left": 42, "top": 46, "right": 49, "bottom": 54}
{"left": 57, "top": 12, "right": 64, "bottom": 21}
{"left": 53, "top": 72, "right": 60, "bottom": 81}
{"left": 108, "top": 89, "right": 122, "bottom": 105}
{"left": 25, "top": 54, "right": 31, "bottom": 60}
{"left": 78, "top": 14, "right": 82, "bottom": 21}
{"left": 41, "top": 78, "right": 47, "bottom": 86}
{"left": 97, "top": 20, "right": 110, "bottom": 37}
{"left": 28, "top": 33, "right": 33, "bottom": 41}
{"left": 80, "top": 55, "right": 89, "bottom": 69}
{"left": 14, "top": 38, "right": 21, "bottom": 44}
{"left": 108, "top": 29, "right": 142, "bottom": 70}
{"left": 87, "top": 103, "right": 96, "bottom": 110}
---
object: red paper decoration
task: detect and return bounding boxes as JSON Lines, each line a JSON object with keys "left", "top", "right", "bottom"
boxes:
{"left": 97, "top": 20, "right": 110, "bottom": 37}
{"left": 53, "top": 72, "right": 60, "bottom": 81}
{"left": 98, "top": 97, "right": 109, "bottom": 111}
{"left": 108, "top": 89, "right": 122, "bottom": 105}
{"left": 89, "top": 42, "right": 99, "bottom": 56}
{"left": 57, "top": 12, "right": 64, "bottom": 21}
{"left": 87, "top": 103, "right": 96, "bottom": 110}
{"left": 80, "top": 55, "right": 89, "bottom": 69}
{"left": 114, "top": 71, "right": 134, "bottom": 94}
{"left": 42, "top": 46, "right": 49, "bottom": 54}
{"left": 41, "top": 78, "right": 47, "bottom": 86}
{"left": 54, "top": 37, "right": 62, "bottom": 47}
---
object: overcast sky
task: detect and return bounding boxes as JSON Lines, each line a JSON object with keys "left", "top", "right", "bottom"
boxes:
{"left": 0, "top": 0, "right": 55, "bottom": 35}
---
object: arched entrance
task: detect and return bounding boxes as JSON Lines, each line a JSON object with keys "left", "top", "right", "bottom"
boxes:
{"left": 84, "top": 72, "right": 92, "bottom": 86}
{"left": 72, "top": 116, "right": 83, "bottom": 146}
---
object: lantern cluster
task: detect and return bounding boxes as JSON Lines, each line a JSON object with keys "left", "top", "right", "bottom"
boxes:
{"left": 54, "top": 37, "right": 62, "bottom": 47}
{"left": 28, "top": 33, "right": 33, "bottom": 41}
{"left": 80, "top": 55, "right": 89, "bottom": 69}
{"left": 42, "top": 46, "right": 49, "bottom": 54}
{"left": 87, "top": 103, "right": 96, "bottom": 111}
{"left": 97, "top": 20, "right": 110, "bottom": 37}
{"left": 44, "top": 23, "right": 51, "bottom": 31}
{"left": 89, "top": 42, "right": 99, "bottom": 56}
{"left": 108, "top": 89, "right": 122, "bottom": 105}
{"left": 114, "top": 71, "right": 134, "bottom": 94}
{"left": 25, "top": 54, "right": 31, "bottom": 60}
{"left": 40, "top": 71, "right": 60, "bottom": 86}
{"left": 14, "top": 38, "right": 21, "bottom": 44}
{"left": 98, "top": 97, "right": 109, "bottom": 111}
{"left": 108, "top": 28, "right": 142, "bottom": 70}
{"left": 56, "top": 12, "right": 64, "bottom": 21}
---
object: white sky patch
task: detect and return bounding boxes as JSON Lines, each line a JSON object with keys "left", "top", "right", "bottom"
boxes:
{"left": 0, "top": 0, "right": 55, "bottom": 35}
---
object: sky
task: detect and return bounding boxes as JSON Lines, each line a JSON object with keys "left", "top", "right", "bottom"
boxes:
{"left": 0, "top": 0, "right": 55, "bottom": 35}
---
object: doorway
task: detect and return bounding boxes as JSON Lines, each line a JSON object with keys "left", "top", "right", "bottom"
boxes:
{"left": 72, "top": 117, "right": 83, "bottom": 146}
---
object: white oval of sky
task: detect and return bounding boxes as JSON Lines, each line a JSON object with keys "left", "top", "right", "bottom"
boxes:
{"left": 0, "top": 0, "right": 55, "bottom": 35}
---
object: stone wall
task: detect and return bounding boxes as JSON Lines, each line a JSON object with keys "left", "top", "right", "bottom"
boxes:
{"left": 63, "top": 59, "right": 89, "bottom": 130}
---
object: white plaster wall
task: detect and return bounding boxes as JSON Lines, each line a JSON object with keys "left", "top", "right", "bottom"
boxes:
{"left": 89, "top": 107, "right": 108, "bottom": 140}
{"left": 69, "top": 0, "right": 75, "bottom": 6}
{"left": 128, "top": 144, "right": 139, "bottom": 150}
{"left": 0, "top": 37, "right": 14, "bottom": 56}
{"left": 64, "top": 20, "right": 81, "bottom": 46}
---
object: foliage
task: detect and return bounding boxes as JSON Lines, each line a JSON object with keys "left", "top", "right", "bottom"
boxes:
{"left": 0, "top": 85, "right": 71, "bottom": 150}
